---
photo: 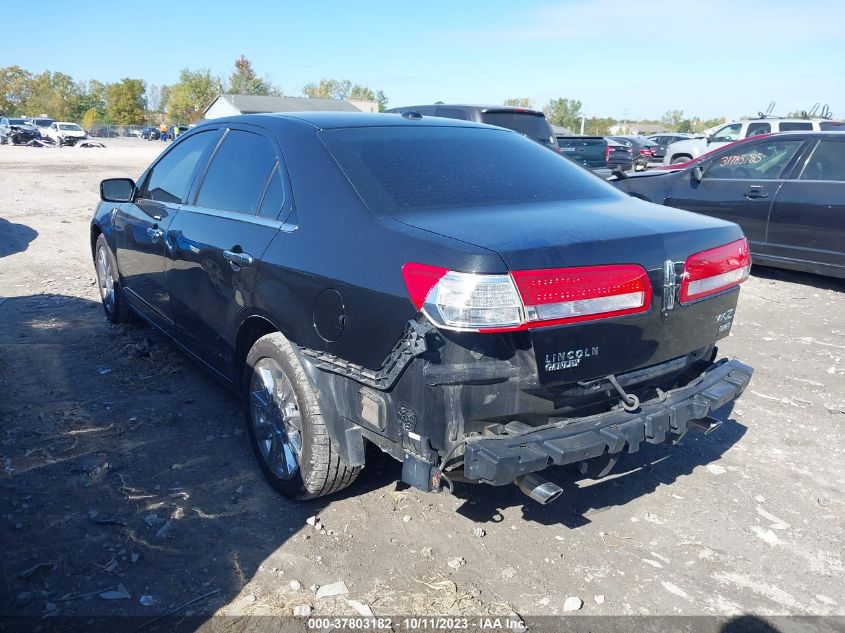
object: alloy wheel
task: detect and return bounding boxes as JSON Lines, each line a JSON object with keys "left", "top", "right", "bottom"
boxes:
{"left": 96, "top": 245, "right": 115, "bottom": 312}
{"left": 249, "top": 358, "right": 303, "bottom": 480}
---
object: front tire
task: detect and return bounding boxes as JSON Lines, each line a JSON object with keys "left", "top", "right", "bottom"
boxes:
{"left": 243, "top": 332, "right": 360, "bottom": 500}
{"left": 94, "top": 234, "right": 131, "bottom": 323}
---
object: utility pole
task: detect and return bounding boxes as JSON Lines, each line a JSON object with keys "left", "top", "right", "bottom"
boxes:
{"left": 580, "top": 115, "right": 585, "bottom": 135}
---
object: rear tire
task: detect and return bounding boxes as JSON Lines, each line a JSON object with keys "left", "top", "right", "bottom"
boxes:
{"left": 671, "top": 155, "right": 691, "bottom": 164}
{"left": 243, "top": 332, "right": 360, "bottom": 500}
{"left": 94, "top": 234, "right": 131, "bottom": 323}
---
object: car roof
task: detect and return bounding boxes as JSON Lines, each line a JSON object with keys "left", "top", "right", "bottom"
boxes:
{"left": 209, "top": 112, "right": 501, "bottom": 131}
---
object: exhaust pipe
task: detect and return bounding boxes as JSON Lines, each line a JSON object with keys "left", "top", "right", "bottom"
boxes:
{"left": 514, "top": 473, "right": 564, "bottom": 505}
{"left": 688, "top": 416, "right": 723, "bottom": 435}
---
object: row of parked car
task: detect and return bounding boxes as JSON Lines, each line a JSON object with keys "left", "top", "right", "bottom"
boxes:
{"left": 0, "top": 116, "right": 87, "bottom": 145}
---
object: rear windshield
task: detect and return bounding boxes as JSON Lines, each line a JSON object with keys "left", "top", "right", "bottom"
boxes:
{"left": 8, "top": 118, "right": 26, "bottom": 125}
{"left": 480, "top": 111, "right": 554, "bottom": 145}
{"left": 34, "top": 119, "right": 53, "bottom": 126}
{"left": 320, "top": 126, "right": 617, "bottom": 214}
{"left": 59, "top": 124, "right": 82, "bottom": 131}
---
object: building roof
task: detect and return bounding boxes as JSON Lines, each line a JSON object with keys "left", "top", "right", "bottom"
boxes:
{"left": 204, "top": 94, "right": 362, "bottom": 116}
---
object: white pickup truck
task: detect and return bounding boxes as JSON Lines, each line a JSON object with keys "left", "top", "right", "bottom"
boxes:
{"left": 663, "top": 118, "right": 842, "bottom": 165}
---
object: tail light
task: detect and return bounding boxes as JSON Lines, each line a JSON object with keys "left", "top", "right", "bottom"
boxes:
{"left": 680, "top": 238, "right": 751, "bottom": 303}
{"left": 604, "top": 145, "right": 612, "bottom": 162}
{"left": 639, "top": 148, "right": 652, "bottom": 156}
{"left": 402, "top": 263, "right": 651, "bottom": 332}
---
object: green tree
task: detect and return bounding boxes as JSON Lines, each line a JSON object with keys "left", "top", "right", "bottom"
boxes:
{"left": 504, "top": 97, "right": 534, "bottom": 109}
{"left": 303, "top": 78, "right": 387, "bottom": 110}
{"left": 106, "top": 78, "right": 147, "bottom": 125}
{"left": 543, "top": 97, "right": 583, "bottom": 131}
{"left": 24, "top": 71, "right": 80, "bottom": 120}
{"left": 166, "top": 68, "right": 222, "bottom": 123}
{"left": 0, "top": 65, "right": 33, "bottom": 115}
{"left": 227, "top": 55, "right": 278, "bottom": 95}
{"left": 584, "top": 116, "right": 617, "bottom": 135}
{"left": 660, "top": 109, "right": 684, "bottom": 130}
{"left": 73, "top": 79, "right": 108, "bottom": 121}
{"left": 81, "top": 107, "right": 102, "bottom": 131}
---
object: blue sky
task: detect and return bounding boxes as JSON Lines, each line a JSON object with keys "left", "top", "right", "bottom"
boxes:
{"left": 3, "top": 0, "right": 843, "bottom": 120}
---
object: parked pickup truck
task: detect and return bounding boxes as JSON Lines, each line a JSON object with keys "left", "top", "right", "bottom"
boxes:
{"left": 664, "top": 118, "right": 842, "bottom": 165}
{"left": 556, "top": 135, "right": 634, "bottom": 173}
{"left": 91, "top": 112, "right": 753, "bottom": 504}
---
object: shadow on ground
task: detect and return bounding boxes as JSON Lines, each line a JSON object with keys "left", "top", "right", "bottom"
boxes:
{"left": 0, "top": 218, "right": 38, "bottom": 258}
{"left": 0, "top": 292, "right": 746, "bottom": 628}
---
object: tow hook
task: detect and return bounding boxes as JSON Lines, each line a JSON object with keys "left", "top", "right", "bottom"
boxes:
{"left": 688, "top": 416, "right": 723, "bottom": 434}
{"left": 513, "top": 473, "right": 564, "bottom": 505}
{"left": 607, "top": 374, "right": 640, "bottom": 412}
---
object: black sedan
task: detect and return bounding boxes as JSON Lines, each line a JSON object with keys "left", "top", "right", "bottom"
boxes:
{"left": 608, "top": 136, "right": 660, "bottom": 170}
{"left": 612, "top": 131, "right": 845, "bottom": 279}
{"left": 1, "top": 117, "right": 39, "bottom": 145}
{"left": 91, "top": 113, "right": 753, "bottom": 502}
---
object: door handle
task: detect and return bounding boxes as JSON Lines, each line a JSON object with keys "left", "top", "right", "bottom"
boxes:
{"left": 223, "top": 249, "right": 255, "bottom": 267}
{"left": 743, "top": 190, "right": 768, "bottom": 199}
{"left": 147, "top": 227, "right": 165, "bottom": 241}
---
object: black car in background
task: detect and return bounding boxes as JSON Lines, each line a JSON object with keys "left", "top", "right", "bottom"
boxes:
{"left": 385, "top": 104, "right": 557, "bottom": 150}
{"left": 0, "top": 117, "right": 39, "bottom": 144}
{"left": 556, "top": 135, "right": 634, "bottom": 172}
{"left": 91, "top": 113, "right": 752, "bottom": 503}
{"left": 612, "top": 131, "right": 845, "bottom": 279}
{"left": 608, "top": 136, "right": 660, "bottom": 170}
{"left": 141, "top": 126, "right": 161, "bottom": 140}
{"left": 647, "top": 133, "right": 694, "bottom": 160}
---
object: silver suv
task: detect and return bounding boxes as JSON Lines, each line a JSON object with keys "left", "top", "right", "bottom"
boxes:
{"left": 664, "top": 118, "right": 841, "bottom": 165}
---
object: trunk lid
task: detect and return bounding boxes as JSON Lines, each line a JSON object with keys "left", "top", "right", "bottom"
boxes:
{"left": 395, "top": 197, "right": 745, "bottom": 385}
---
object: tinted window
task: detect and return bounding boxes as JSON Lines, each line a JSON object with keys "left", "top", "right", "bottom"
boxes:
{"left": 196, "top": 130, "right": 276, "bottom": 215}
{"left": 711, "top": 123, "right": 742, "bottom": 142}
{"left": 320, "top": 126, "right": 618, "bottom": 214}
{"left": 434, "top": 108, "right": 471, "bottom": 121}
{"left": 258, "top": 164, "right": 285, "bottom": 219}
{"left": 819, "top": 121, "right": 845, "bottom": 131}
{"left": 144, "top": 131, "right": 217, "bottom": 204}
{"left": 704, "top": 139, "right": 803, "bottom": 180}
{"left": 746, "top": 122, "right": 771, "bottom": 136}
{"left": 800, "top": 141, "right": 845, "bottom": 181}
{"left": 480, "top": 112, "right": 554, "bottom": 144}
{"left": 779, "top": 122, "right": 812, "bottom": 131}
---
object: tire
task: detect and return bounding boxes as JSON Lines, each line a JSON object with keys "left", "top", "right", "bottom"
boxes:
{"left": 94, "top": 234, "right": 131, "bottom": 323}
{"left": 243, "top": 332, "right": 360, "bottom": 500}
{"left": 671, "top": 155, "right": 691, "bottom": 165}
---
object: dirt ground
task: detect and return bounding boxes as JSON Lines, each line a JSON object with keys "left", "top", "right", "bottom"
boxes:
{"left": 1, "top": 139, "right": 844, "bottom": 630}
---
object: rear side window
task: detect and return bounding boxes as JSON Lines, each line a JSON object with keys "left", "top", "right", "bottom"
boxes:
{"left": 143, "top": 131, "right": 217, "bottom": 204}
{"left": 779, "top": 122, "right": 812, "bottom": 131}
{"left": 258, "top": 164, "right": 286, "bottom": 219}
{"left": 480, "top": 112, "right": 554, "bottom": 145}
{"left": 320, "top": 126, "right": 618, "bottom": 214}
{"left": 800, "top": 141, "right": 845, "bottom": 181}
{"left": 819, "top": 121, "right": 845, "bottom": 131}
{"left": 746, "top": 122, "right": 771, "bottom": 136}
{"left": 196, "top": 130, "right": 277, "bottom": 215}
{"left": 704, "top": 139, "right": 803, "bottom": 180}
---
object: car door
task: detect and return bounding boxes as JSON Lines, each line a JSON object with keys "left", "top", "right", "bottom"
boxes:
{"left": 113, "top": 128, "right": 221, "bottom": 327}
{"left": 766, "top": 138, "right": 845, "bottom": 272}
{"left": 665, "top": 138, "right": 806, "bottom": 252}
{"left": 166, "top": 125, "right": 289, "bottom": 378}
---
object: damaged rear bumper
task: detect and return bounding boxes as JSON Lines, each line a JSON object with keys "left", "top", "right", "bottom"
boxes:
{"left": 462, "top": 358, "right": 753, "bottom": 486}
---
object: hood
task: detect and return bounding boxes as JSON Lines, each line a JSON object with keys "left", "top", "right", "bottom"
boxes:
{"left": 393, "top": 196, "right": 743, "bottom": 272}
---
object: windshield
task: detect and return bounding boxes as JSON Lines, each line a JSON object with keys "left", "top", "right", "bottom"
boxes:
{"left": 59, "top": 124, "right": 82, "bottom": 131}
{"left": 320, "top": 126, "right": 617, "bottom": 214}
{"left": 480, "top": 111, "right": 554, "bottom": 145}
{"left": 34, "top": 119, "right": 53, "bottom": 127}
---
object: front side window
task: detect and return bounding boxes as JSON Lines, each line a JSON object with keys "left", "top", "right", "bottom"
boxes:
{"left": 711, "top": 123, "right": 742, "bottom": 143}
{"left": 196, "top": 130, "right": 277, "bottom": 215}
{"left": 142, "top": 130, "right": 218, "bottom": 204}
{"left": 704, "top": 140, "right": 803, "bottom": 180}
{"left": 800, "top": 141, "right": 845, "bottom": 181}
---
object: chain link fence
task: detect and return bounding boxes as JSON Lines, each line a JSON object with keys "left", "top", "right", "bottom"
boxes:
{"left": 87, "top": 123, "right": 165, "bottom": 140}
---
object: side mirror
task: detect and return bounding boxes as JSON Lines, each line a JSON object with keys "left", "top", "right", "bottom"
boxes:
{"left": 705, "top": 135, "right": 713, "bottom": 144}
{"left": 100, "top": 178, "right": 136, "bottom": 203}
{"left": 690, "top": 166, "right": 704, "bottom": 183}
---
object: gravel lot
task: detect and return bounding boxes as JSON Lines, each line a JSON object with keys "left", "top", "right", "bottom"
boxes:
{"left": 1, "top": 140, "right": 843, "bottom": 630}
